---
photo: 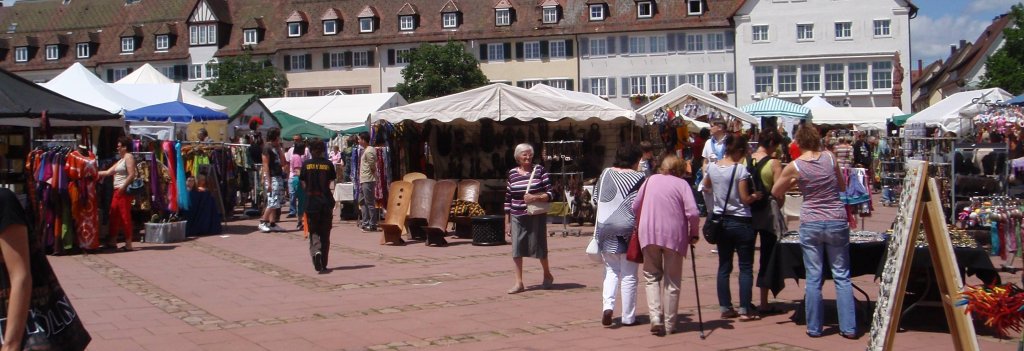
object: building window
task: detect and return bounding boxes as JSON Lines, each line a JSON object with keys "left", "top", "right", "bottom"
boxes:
{"left": 549, "top": 41, "right": 566, "bottom": 58}
{"left": 589, "top": 4, "right": 605, "bottom": 21}
{"left": 328, "top": 52, "right": 345, "bottom": 68}
{"left": 156, "top": 35, "right": 169, "bottom": 50}
{"left": 825, "top": 63, "right": 844, "bottom": 90}
{"left": 778, "top": 65, "right": 797, "bottom": 92}
{"left": 352, "top": 51, "right": 369, "bottom": 67}
{"left": 543, "top": 6, "right": 558, "bottom": 24}
{"left": 76, "top": 43, "right": 89, "bottom": 58}
{"left": 159, "top": 66, "right": 175, "bottom": 79}
{"left": 121, "top": 37, "right": 134, "bottom": 52}
{"left": 752, "top": 25, "right": 769, "bottom": 42}
{"left": 873, "top": 19, "right": 891, "bottom": 37}
{"left": 495, "top": 9, "right": 510, "bottom": 26}
{"left": 487, "top": 43, "right": 504, "bottom": 61}
{"left": 590, "top": 78, "right": 608, "bottom": 96}
{"left": 45, "top": 45, "right": 59, "bottom": 60}
{"left": 630, "top": 76, "right": 647, "bottom": 95}
{"left": 834, "top": 22, "right": 852, "bottom": 39}
{"left": 873, "top": 61, "right": 893, "bottom": 89}
{"left": 523, "top": 41, "right": 541, "bottom": 60}
{"left": 649, "top": 36, "right": 667, "bottom": 53}
{"left": 206, "top": 63, "right": 219, "bottom": 79}
{"left": 112, "top": 68, "right": 129, "bottom": 82}
{"left": 288, "top": 22, "right": 302, "bottom": 37}
{"left": 400, "top": 16, "right": 415, "bottom": 31}
{"left": 754, "top": 66, "right": 773, "bottom": 93}
{"left": 243, "top": 29, "right": 258, "bottom": 44}
{"left": 359, "top": 18, "right": 374, "bottom": 33}
{"left": 323, "top": 20, "right": 337, "bottom": 35}
{"left": 708, "top": 73, "right": 727, "bottom": 92}
{"left": 517, "top": 80, "right": 542, "bottom": 89}
{"left": 707, "top": 33, "right": 725, "bottom": 51}
{"left": 190, "top": 24, "right": 217, "bottom": 45}
{"left": 395, "top": 49, "right": 412, "bottom": 64}
{"left": 589, "top": 38, "right": 607, "bottom": 56}
{"left": 686, "top": 33, "right": 703, "bottom": 52}
{"left": 443, "top": 13, "right": 458, "bottom": 28}
{"left": 683, "top": 73, "right": 704, "bottom": 90}
{"left": 797, "top": 24, "right": 813, "bottom": 41}
{"left": 548, "top": 79, "right": 570, "bottom": 90}
{"left": 801, "top": 64, "right": 820, "bottom": 91}
{"left": 628, "top": 36, "right": 647, "bottom": 54}
{"left": 290, "top": 54, "right": 307, "bottom": 70}
{"left": 688, "top": 0, "right": 703, "bottom": 15}
{"left": 849, "top": 62, "right": 868, "bottom": 90}
{"left": 637, "top": 1, "right": 653, "bottom": 18}
{"left": 190, "top": 64, "right": 203, "bottom": 80}
{"left": 650, "top": 75, "right": 669, "bottom": 94}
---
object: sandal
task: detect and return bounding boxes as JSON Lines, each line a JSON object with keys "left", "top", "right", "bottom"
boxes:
{"left": 506, "top": 285, "right": 526, "bottom": 294}
{"left": 739, "top": 313, "right": 761, "bottom": 322}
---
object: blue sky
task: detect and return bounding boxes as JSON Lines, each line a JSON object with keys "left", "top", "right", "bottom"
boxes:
{"left": 911, "top": 0, "right": 1021, "bottom": 66}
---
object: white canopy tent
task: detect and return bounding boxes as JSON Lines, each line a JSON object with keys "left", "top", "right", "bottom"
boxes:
{"left": 114, "top": 64, "right": 226, "bottom": 111}
{"left": 528, "top": 83, "right": 624, "bottom": 110}
{"left": 41, "top": 62, "right": 146, "bottom": 114}
{"left": 802, "top": 96, "right": 835, "bottom": 109}
{"left": 636, "top": 84, "right": 758, "bottom": 125}
{"left": 263, "top": 93, "right": 407, "bottom": 131}
{"left": 907, "top": 88, "right": 1014, "bottom": 133}
{"left": 371, "top": 83, "right": 638, "bottom": 124}
{"left": 810, "top": 107, "right": 901, "bottom": 130}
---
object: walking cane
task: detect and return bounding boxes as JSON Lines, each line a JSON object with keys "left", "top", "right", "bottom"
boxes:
{"left": 690, "top": 244, "right": 706, "bottom": 339}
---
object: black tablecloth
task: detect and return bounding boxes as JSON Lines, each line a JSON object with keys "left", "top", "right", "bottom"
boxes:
{"left": 185, "top": 190, "right": 223, "bottom": 236}
{"left": 762, "top": 240, "right": 998, "bottom": 296}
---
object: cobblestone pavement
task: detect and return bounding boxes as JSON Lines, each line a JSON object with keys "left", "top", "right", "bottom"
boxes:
{"left": 49, "top": 200, "right": 1019, "bottom": 350}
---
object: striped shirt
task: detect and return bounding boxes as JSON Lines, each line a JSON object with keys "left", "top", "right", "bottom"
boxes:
{"left": 594, "top": 168, "right": 646, "bottom": 253}
{"left": 504, "top": 165, "right": 554, "bottom": 216}
{"left": 794, "top": 152, "right": 847, "bottom": 222}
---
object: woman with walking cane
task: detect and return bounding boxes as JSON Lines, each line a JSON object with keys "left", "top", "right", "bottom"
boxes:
{"left": 632, "top": 155, "right": 701, "bottom": 336}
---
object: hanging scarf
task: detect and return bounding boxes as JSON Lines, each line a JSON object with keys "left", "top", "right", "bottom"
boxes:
{"left": 164, "top": 141, "right": 179, "bottom": 213}
{"left": 176, "top": 142, "right": 189, "bottom": 211}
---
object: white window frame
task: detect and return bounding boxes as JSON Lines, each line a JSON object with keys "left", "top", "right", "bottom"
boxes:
{"left": 629, "top": 76, "right": 647, "bottom": 95}
{"left": 778, "top": 65, "right": 797, "bottom": 93}
{"left": 75, "top": 43, "right": 89, "bottom": 58}
{"left": 650, "top": 75, "right": 669, "bottom": 94}
{"left": 495, "top": 9, "right": 510, "bottom": 26}
{"left": 487, "top": 43, "right": 504, "bottom": 61}
{"left": 190, "top": 25, "right": 198, "bottom": 45}
{"left": 120, "top": 37, "right": 134, "bottom": 53}
{"left": 649, "top": 36, "right": 667, "bottom": 53}
{"left": 523, "top": 41, "right": 541, "bottom": 60}
{"left": 328, "top": 52, "right": 345, "bottom": 68}
{"left": 549, "top": 41, "right": 566, "bottom": 59}
{"left": 155, "top": 35, "right": 169, "bottom": 51}
{"left": 687, "top": 0, "right": 703, "bottom": 15}
{"left": 14, "top": 47, "right": 28, "bottom": 62}
{"left": 872, "top": 61, "right": 893, "bottom": 89}
{"left": 684, "top": 73, "right": 704, "bottom": 90}
{"left": 824, "top": 63, "right": 845, "bottom": 91}
{"left": 754, "top": 66, "right": 773, "bottom": 93}
{"left": 288, "top": 22, "right": 302, "bottom": 37}
{"left": 801, "top": 64, "right": 821, "bottom": 92}
{"left": 400, "top": 16, "right": 415, "bottom": 31}
{"left": 548, "top": 79, "right": 569, "bottom": 90}
{"left": 590, "top": 77, "right": 608, "bottom": 96}
{"left": 517, "top": 80, "right": 542, "bottom": 89}
{"left": 849, "top": 62, "right": 868, "bottom": 90}
{"left": 289, "top": 54, "right": 307, "bottom": 70}
{"left": 112, "top": 68, "right": 129, "bottom": 82}
{"left": 589, "top": 38, "right": 607, "bottom": 56}
{"left": 637, "top": 1, "right": 653, "bottom": 18}
{"left": 589, "top": 4, "right": 605, "bottom": 21}
{"left": 442, "top": 12, "right": 458, "bottom": 28}
{"left": 706, "top": 33, "right": 725, "bottom": 51}
{"left": 395, "top": 48, "right": 412, "bottom": 64}
{"left": 752, "top": 25, "right": 769, "bottom": 42}
{"left": 243, "top": 29, "right": 258, "bottom": 44}
{"left": 206, "top": 62, "right": 219, "bottom": 79}
{"left": 359, "top": 18, "right": 374, "bottom": 33}
{"left": 628, "top": 36, "right": 647, "bottom": 55}
{"left": 708, "top": 73, "right": 727, "bottom": 92}
{"left": 352, "top": 51, "right": 369, "bottom": 67}
{"left": 834, "top": 21, "right": 852, "bottom": 40}
{"left": 686, "top": 33, "right": 703, "bottom": 52}
{"left": 323, "top": 20, "right": 337, "bottom": 35}
{"left": 190, "top": 64, "right": 203, "bottom": 80}
{"left": 207, "top": 24, "right": 216, "bottom": 44}
{"left": 45, "top": 45, "right": 59, "bottom": 60}
{"left": 797, "top": 23, "right": 814, "bottom": 41}
{"left": 542, "top": 6, "right": 558, "bottom": 24}
{"left": 873, "top": 19, "right": 891, "bottom": 37}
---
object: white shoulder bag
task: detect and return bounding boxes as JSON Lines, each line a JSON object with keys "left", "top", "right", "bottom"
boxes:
{"left": 524, "top": 165, "right": 551, "bottom": 215}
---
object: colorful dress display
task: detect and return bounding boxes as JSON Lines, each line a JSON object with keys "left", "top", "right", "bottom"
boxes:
{"left": 65, "top": 150, "right": 100, "bottom": 250}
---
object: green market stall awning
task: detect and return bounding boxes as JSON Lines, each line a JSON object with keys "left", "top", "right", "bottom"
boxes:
{"left": 741, "top": 97, "right": 811, "bottom": 119}
{"left": 891, "top": 113, "right": 914, "bottom": 127}
{"left": 274, "top": 111, "right": 336, "bottom": 139}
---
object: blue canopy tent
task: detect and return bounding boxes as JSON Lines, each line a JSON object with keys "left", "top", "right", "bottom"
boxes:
{"left": 1007, "top": 94, "right": 1024, "bottom": 106}
{"left": 125, "top": 101, "right": 228, "bottom": 123}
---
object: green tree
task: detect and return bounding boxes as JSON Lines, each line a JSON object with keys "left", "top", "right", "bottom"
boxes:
{"left": 396, "top": 41, "right": 489, "bottom": 102}
{"left": 981, "top": 3, "right": 1024, "bottom": 94}
{"left": 196, "top": 51, "right": 288, "bottom": 98}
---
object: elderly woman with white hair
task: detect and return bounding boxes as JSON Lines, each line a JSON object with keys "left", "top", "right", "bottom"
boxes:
{"left": 504, "top": 143, "right": 554, "bottom": 294}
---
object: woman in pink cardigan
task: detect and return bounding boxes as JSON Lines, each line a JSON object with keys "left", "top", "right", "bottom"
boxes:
{"left": 632, "top": 155, "right": 701, "bottom": 336}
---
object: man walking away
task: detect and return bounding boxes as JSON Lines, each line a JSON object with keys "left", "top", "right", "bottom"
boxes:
{"left": 301, "top": 138, "right": 337, "bottom": 273}
{"left": 259, "top": 128, "right": 288, "bottom": 233}
{"left": 357, "top": 132, "right": 379, "bottom": 232}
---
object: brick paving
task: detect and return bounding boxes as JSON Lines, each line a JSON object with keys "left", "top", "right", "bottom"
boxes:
{"left": 48, "top": 199, "right": 1020, "bottom": 350}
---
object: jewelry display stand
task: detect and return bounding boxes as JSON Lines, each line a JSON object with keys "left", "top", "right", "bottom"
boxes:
{"left": 543, "top": 140, "right": 583, "bottom": 237}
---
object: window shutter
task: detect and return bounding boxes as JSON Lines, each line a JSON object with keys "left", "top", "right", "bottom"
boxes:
{"left": 667, "top": 33, "right": 676, "bottom": 51}
{"left": 304, "top": 54, "right": 312, "bottom": 68}
{"left": 668, "top": 75, "right": 677, "bottom": 89}
{"left": 344, "top": 51, "right": 353, "bottom": 67}
{"left": 515, "top": 42, "right": 524, "bottom": 60}
{"left": 580, "top": 39, "right": 589, "bottom": 57}
{"left": 566, "top": 80, "right": 574, "bottom": 91}
{"left": 323, "top": 53, "right": 330, "bottom": 69}
{"left": 727, "top": 73, "right": 735, "bottom": 92}
{"left": 126, "top": 67, "right": 134, "bottom": 74}
{"left": 283, "top": 55, "right": 291, "bottom": 71}
{"left": 725, "top": 31, "right": 735, "bottom": 49}
{"left": 619, "top": 36, "right": 628, "bottom": 53}
{"left": 564, "top": 40, "right": 574, "bottom": 57}
{"left": 387, "top": 49, "right": 395, "bottom": 66}
{"left": 581, "top": 78, "right": 590, "bottom": 93}
{"left": 540, "top": 41, "right": 549, "bottom": 58}
{"left": 173, "top": 65, "right": 187, "bottom": 81}
{"left": 106, "top": 69, "right": 114, "bottom": 82}
{"left": 367, "top": 51, "right": 375, "bottom": 67}
{"left": 503, "top": 42, "right": 512, "bottom": 61}
{"left": 606, "top": 36, "right": 616, "bottom": 54}
{"left": 621, "top": 77, "right": 630, "bottom": 97}
{"left": 479, "top": 44, "right": 488, "bottom": 61}
{"left": 608, "top": 78, "right": 616, "bottom": 96}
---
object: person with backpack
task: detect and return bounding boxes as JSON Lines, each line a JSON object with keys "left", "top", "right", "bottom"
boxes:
{"left": 748, "top": 130, "right": 785, "bottom": 315}
{"left": 300, "top": 138, "right": 336, "bottom": 274}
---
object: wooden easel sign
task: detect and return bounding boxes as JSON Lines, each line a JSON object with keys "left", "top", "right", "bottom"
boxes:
{"left": 867, "top": 160, "right": 978, "bottom": 351}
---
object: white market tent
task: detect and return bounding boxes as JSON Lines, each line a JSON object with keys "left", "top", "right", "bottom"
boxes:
{"left": 636, "top": 84, "right": 758, "bottom": 125}
{"left": 528, "top": 83, "right": 625, "bottom": 110}
{"left": 371, "top": 83, "right": 638, "bottom": 124}
{"left": 802, "top": 96, "right": 835, "bottom": 109}
{"left": 810, "top": 107, "right": 902, "bottom": 130}
{"left": 263, "top": 93, "right": 407, "bottom": 131}
{"left": 114, "top": 64, "right": 226, "bottom": 111}
{"left": 907, "top": 87, "right": 1014, "bottom": 133}
{"left": 41, "top": 62, "right": 146, "bottom": 114}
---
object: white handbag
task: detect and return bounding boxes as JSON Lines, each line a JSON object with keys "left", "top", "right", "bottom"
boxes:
{"left": 524, "top": 165, "right": 551, "bottom": 215}
{"left": 585, "top": 236, "right": 602, "bottom": 262}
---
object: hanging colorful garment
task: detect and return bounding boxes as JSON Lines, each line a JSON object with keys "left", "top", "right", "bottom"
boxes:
{"left": 164, "top": 141, "right": 179, "bottom": 213}
{"left": 176, "top": 142, "right": 189, "bottom": 211}
{"left": 65, "top": 150, "right": 100, "bottom": 250}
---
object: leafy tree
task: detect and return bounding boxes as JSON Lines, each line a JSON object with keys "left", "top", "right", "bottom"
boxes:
{"left": 981, "top": 4, "right": 1024, "bottom": 94}
{"left": 396, "top": 41, "right": 489, "bottom": 102}
{"left": 196, "top": 51, "right": 288, "bottom": 98}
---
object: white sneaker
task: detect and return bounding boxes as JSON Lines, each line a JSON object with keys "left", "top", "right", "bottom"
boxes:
{"left": 270, "top": 223, "right": 286, "bottom": 232}
{"left": 258, "top": 222, "right": 271, "bottom": 233}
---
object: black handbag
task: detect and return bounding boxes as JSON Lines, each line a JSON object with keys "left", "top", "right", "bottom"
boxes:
{"left": 702, "top": 165, "right": 737, "bottom": 245}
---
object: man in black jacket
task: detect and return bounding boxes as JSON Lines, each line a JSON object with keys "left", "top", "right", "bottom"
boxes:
{"left": 300, "top": 138, "right": 337, "bottom": 273}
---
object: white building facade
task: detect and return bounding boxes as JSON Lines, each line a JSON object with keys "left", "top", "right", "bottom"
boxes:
{"left": 733, "top": 0, "right": 915, "bottom": 111}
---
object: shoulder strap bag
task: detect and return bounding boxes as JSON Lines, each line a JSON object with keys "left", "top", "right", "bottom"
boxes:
{"left": 524, "top": 165, "right": 551, "bottom": 215}
{"left": 702, "top": 164, "right": 737, "bottom": 245}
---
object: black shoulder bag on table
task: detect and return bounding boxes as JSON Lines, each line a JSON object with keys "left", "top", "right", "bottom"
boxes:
{"left": 702, "top": 165, "right": 737, "bottom": 245}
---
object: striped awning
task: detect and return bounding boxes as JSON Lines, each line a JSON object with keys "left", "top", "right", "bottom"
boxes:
{"left": 740, "top": 97, "right": 811, "bottom": 119}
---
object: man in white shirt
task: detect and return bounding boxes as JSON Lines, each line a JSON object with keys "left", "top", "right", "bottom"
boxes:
{"left": 702, "top": 119, "right": 728, "bottom": 167}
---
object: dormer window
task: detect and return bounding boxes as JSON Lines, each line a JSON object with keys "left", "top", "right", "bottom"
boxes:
{"left": 589, "top": 4, "right": 605, "bottom": 21}
{"left": 542, "top": 6, "right": 559, "bottom": 24}
{"left": 359, "top": 18, "right": 374, "bottom": 33}
{"left": 76, "top": 43, "right": 89, "bottom": 58}
{"left": 189, "top": 24, "right": 217, "bottom": 45}
{"left": 399, "top": 15, "right": 415, "bottom": 31}
{"left": 637, "top": 1, "right": 653, "bottom": 18}
{"left": 243, "top": 29, "right": 258, "bottom": 44}
{"left": 687, "top": 0, "right": 702, "bottom": 15}
{"left": 323, "top": 20, "right": 337, "bottom": 35}
{"left": 288, "top": 22, "right": 302, "bottom": 37}
{"left": 45, "top": 45, "right": 59, "bottom": 60}
{"left": 120, "top": 37, "right": 135, "bottom": 53}
{"left": 155, "top": 35, "right": 169, "bottom": 50}
{"left": 495, "top": 9, "right": 510, "bottom": 26}
{"left": 357, "top": 6, "right": 379, "bottom": 33}
{"left": 443, "top": 13, "right": 458, "bottom": 28}
{"left": 14, "top": 47, "right": 27, "bottom": 62}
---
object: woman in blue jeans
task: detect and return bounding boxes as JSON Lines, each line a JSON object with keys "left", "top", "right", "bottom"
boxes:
{"left": 772, "top": 124, "right": 856, "bottom": 339}
{"left": 702, "top": 133, "right": 763, "bottom": 321}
